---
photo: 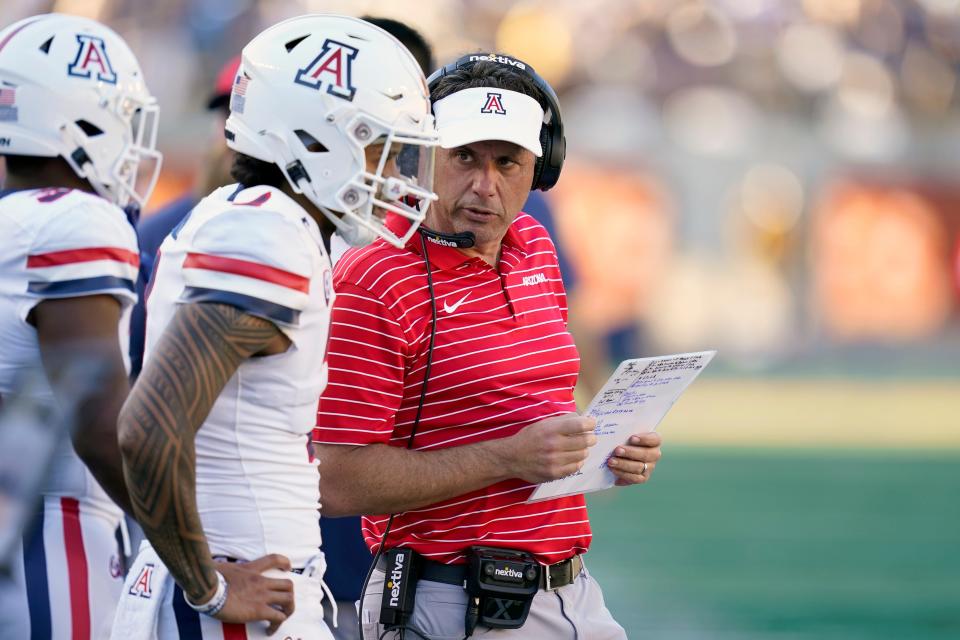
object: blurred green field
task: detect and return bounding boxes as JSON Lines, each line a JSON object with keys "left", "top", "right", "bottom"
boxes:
{"left": 585, "top": 447, "right": 960, "bottom": 639}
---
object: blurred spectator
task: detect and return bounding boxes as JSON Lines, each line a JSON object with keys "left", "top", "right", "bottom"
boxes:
{"left": 128, "top": 55, "right": 239, "bottom": 378}
{"left": 362, "top": 16, "right": 434, "bottom": 73}
{"left": 523, "top": 190, "right": 575, "bottom": 285}
{"left": 954, "top": 234, "right": 960, "bottom": 304}
{"left": 550, "top": 163, "right": 673, "bottom": 394}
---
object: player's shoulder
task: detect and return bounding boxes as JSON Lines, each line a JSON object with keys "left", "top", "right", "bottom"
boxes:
{"left": 2, "top": 187, "right": 124, "bottom": 220}
{"left": 190, "top": 185, "right": 311, "bottom": 231}
{"left": 8, "top": 188, "right": 137, "bottom": 253}
{"left": 332, "top": 237, "right": 420, "bottom": 290}
{"left": 182, "top": 184, "right": 318, "bottom": 276}
{"left": 5, "top": 190, "right": 139, "bottom": 303}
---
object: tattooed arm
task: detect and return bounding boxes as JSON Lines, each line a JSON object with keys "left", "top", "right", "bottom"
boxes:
{"left": 117, "top": 302, "right": 294, "bottom": 628}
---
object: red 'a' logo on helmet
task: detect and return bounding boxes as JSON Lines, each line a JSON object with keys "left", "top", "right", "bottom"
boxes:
{"left": 481, "top": 92, "right": 506, "bottom": 115}
{"left": 295, "top": 39, "right": 359, "bottom": 101}
{"left": 67, "top": 34, "right": 117, "bottom": 84}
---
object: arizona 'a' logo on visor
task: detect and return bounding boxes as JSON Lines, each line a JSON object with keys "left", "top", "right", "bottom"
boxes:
{"left": 67, "top": 34, "right": 117, "bottom": 84}
{"left": 295, "top": 39, "right": 358, "bottom": 101}
{"left": 481, "top": 92, "right": 506, "bottom": 115}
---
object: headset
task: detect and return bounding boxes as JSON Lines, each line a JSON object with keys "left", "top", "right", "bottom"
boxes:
{"left": 426, "top": 52, "right": 566, "bottom": 192}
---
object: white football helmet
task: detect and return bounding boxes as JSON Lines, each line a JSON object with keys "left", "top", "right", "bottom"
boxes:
{"left": 0, "top": 13, "right": 161, "bottom": 210}
{"left": 226, "top": 14, "right": 438, "bottom": 248}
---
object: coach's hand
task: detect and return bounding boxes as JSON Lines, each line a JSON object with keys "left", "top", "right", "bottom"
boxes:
{"left": 214, "top": 554, "right": 295, "bottom": 635}
{"left": 607, "top": 431, "right": 662, "bottom": 486}
{"left": 506, "top": 413, "right": 598, "bottom": 483}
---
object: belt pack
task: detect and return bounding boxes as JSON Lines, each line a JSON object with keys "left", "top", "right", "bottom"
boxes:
{"left": 378, "top": 546, "right": 553, "bottom": 637}
{"left": 463, "top": 546, "right": 540, "bottom": 636}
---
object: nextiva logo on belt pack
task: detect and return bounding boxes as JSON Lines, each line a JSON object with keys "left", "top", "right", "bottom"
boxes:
{"left": 380, "top": 548, "right": 422, "bottom": 627}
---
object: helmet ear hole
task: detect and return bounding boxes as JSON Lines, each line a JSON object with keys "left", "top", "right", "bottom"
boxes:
{"left": 294, "top": 129, "right": 328, "bottom": 153}
{"left": 75, "top": 119, "right": 104, "bottom": 137}
{"left": 284, "top": 35, "right": 309, "bottom": 52}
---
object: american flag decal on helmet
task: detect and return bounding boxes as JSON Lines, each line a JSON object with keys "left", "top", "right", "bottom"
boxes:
{"left": 0, "top": 85, "right": 16, "bottom": 122}
{"left": 231, "top": 73, "right": 249, "bottom": 114}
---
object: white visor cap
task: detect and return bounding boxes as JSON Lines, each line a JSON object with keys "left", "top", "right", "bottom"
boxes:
{"left": 432, "top": 87, "right": 544, "bottom": 157}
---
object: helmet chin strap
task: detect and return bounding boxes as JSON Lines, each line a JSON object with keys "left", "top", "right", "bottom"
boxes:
{"left": 320, "top": 203, "right": 379, "bottom": 247}
{"left": 289, "top": 163, "right": 382, "bottom": 248}
{"left": 338, "top": 221, "right": 379, "bottom": 247}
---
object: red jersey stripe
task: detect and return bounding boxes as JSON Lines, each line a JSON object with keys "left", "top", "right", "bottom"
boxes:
{"left": 182, "top": 252, "right": 309, "bottom": 293}
{"left": 223, "top": 623, "right": 248, "bottom": 639}
{"left": 27, "top": 246, "right": 139, "bottom": 268}
{"left": 61, "top": 497, "right": 91, "bottom": 640}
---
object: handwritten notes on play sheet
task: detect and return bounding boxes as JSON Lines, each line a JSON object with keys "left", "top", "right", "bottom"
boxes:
{"left": 528, "top": 351, "right": 716, "bottom": 502}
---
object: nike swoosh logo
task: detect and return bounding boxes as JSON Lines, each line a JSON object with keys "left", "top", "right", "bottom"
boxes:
{"left": 442, "top": 293, "right": 470, "bottom": 314}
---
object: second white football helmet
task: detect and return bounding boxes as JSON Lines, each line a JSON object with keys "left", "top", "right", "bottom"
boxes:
{"left": 225, "top": 14, "right": 439, "bottom": 247}
{"left": 0, "top": 13, "right": 162, "bottom": 210}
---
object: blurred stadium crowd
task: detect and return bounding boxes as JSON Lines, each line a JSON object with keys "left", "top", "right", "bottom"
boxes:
{"left": 7, "top": 0, "right": 960, "bottom": 378}
{"left": 3, "top": 0, "right": 959, "bottom": 382}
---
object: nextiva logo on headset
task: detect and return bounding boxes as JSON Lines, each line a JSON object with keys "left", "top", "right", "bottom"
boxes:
{"left": 467, "top": 53, "right": 526, "bottom": 70}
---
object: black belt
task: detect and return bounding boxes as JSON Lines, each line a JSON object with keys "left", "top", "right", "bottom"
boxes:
{"left": 379, "top": 554, "right": 583, "bottom": 591}
{"left": 213, "top": 556, "right": 305, "bottom": 574}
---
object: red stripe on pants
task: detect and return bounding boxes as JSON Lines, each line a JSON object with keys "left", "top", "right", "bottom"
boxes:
{"left": 223, "top": 623, "right": 248, "bottom": 639}
{"left": 61, "top": 497, "right": 91, "bottom": 640}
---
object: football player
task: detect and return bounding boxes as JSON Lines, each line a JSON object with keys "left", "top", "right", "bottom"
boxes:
{"left": 112, "top": 14, "right": 437, "bottom": 639}
{"left": 0, "top": 13, "right": 162, "bottom": 639}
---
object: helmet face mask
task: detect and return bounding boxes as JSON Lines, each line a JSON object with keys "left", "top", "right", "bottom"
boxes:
{"left": 0, "top": 14, "right": 162, "bottom": 209}
{"left": 61, "top": 88, "right": 162, "bottom": 210}
{"left": 326, "top": 111, "right": 437, "bottom": 247}
{"left": 225, "top": 15, "right": 439, "bottom": 248}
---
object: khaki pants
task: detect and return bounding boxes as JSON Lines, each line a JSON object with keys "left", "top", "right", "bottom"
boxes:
{"left": 359, "top": 560, "right": 626, "bottom": 640}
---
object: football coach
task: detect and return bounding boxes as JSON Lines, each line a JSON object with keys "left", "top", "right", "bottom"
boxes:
{"left": 313, "top": 52, "right": 662, "bottom": 640}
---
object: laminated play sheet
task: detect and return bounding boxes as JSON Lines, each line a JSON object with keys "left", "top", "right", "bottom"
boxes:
{"left": 528, "top": 351, "right": 716, "bottom": 502}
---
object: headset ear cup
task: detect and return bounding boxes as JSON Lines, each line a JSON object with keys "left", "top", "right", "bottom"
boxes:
{"left": 532, "top": 126, "right": 551, "bottom": 190}
{"left": 540, "top": 127, "right": 566, "bottom": 191}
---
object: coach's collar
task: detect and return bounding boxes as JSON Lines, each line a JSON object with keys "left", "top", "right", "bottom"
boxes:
{"left": 396, "top": 215, "right": 528, "bottom": 271}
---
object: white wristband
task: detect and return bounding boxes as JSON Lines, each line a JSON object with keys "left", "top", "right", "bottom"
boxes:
{"left": 185, "top": 571, "right": 228, "bottom": 617}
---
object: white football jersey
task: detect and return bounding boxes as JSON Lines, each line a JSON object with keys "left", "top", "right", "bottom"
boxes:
{"left": 0, "top": 187, "right": 138, "bottom": 519}
{"left": 144, "top": 184, "right": 334, "bottom": 566}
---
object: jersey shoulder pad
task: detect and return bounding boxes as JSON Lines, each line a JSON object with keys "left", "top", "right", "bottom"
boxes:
{"left": 24, "top": 190, "right": 138, "bottom": 303}
{"left": 179, "top": 190, "right": 316, "bottom": 326}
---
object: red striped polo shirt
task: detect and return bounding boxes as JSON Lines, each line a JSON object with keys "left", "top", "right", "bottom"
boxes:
{"left": 313, "top": 213, "right": 590, "bottom": 565}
